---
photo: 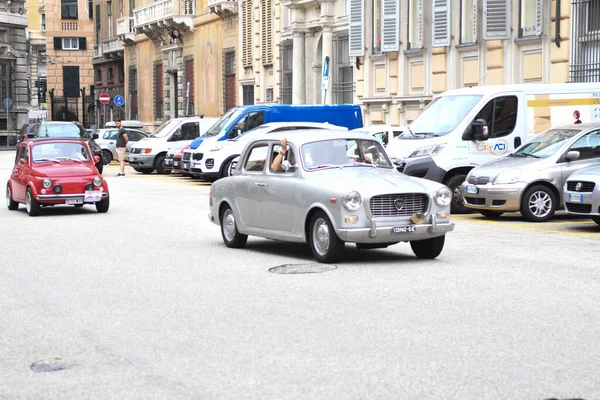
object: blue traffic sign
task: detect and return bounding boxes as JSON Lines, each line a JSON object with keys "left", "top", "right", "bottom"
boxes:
{"left": 113, "top": 95, "right": 125, "bottom": 107}
{"left": 2, "top": 97, "right": 12, "bottom": 111}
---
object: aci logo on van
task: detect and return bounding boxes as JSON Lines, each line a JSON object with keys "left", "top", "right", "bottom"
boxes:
{"left": 476, "top": 139, "right": 509, "bottom": 156}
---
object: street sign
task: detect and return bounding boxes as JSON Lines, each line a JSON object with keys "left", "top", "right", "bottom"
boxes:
{"left": 2, "top": 97, "right": 12, "bottom": 112}
{"left": 321, "top": 56, "right": 330, "bottom": 90}
{"left": 114, "top": 95, "right": 125, "bottom": 107}
{"left": 99, "top": 93, "right": 110, "bottom": 105}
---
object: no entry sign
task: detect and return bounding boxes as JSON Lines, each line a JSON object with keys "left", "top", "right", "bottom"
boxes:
{"left": 99, "top": 93, "right": 110, "bottom": 105}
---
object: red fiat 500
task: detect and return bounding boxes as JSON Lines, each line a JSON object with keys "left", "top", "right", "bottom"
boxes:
{"left": 6, "top": 138, "right": 110, "bottom": 216}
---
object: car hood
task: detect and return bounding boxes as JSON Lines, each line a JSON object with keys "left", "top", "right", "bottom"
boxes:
{"left": 569, "top": 163, "right": 600, "bottom": 178}
{"left": 307, "top": 167, "right": 441, "bottom": 196}
{"left": 35, "top": 163, "right": 98, "bottom": 177}
{"left": 132, "top": 137, "right": 164, "bottom": 147}
{"left": 385, "top": 135, "right": 447, "bottom": 159}
{"left": 469, "top": 155, "right": 546, "bottom": 179}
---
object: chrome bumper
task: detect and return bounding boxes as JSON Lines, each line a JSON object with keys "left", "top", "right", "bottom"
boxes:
{"left": 37, "top": 193, "right": 108, "bottom": 201}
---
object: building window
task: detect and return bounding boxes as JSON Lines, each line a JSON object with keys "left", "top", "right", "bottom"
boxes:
{"left": 280, "top": 40, "right": 293, "bottom": 104}
{"left": 61, "top": 0, "right": 78, "bottom": 19}
{"left": 0, "top": 62, "right": 13, "bottom": 105}
{"left": 62, "top": 38, "right": 80, "bottom": 50}
{"left": 95, "top": 5, "right": 101, "bottom": 44}
{"left": 129, "top": 66, "right": 138, "bottom": 119}
{"left": 266, "top": 88, "right": 274, "bottom": 102}
{"left": 184, "top": 0, "right": 194, "bottom": 15}
{"left": 570, "top": 0, "right": 600, "bottom": 82}
{"left": 88, "top": 0, "right": 93, "bottom": 19}
{"left": 242, "top": 85, "right": 255, "bottom": 105}
{"left": 107, "top": 67, "right": 114, "bottom": 83}
{"left": 41, "top": 13, "right": 46, "bottom": 31}
{"left": 373, "top": 0, "right": 382, "bottom": 53}
{"left": 154, "top": 64, "right": 163, "bottom": 119}
{"left": 108, "top": 1, "right": 113, "bottom": 38}
{"left": 519, "top": 0, "right": 541, "bottom": 37}
{"left": 95, "top": 68, "right": 102, "bottom": 85}
{"left": 333, "top": 33, "right": 354, "bottom": 104}
{"left": 119, "top": 0, "right": 124, "bottom": 17}
{"left": 223, "top": 50, "right": 236, "bottom": 113}
{"left": 118, "top": 66, "right": 124, "bottom": 83}
{"left": 460, "top": 0, "right": 476, "bottom": 43}
{"left": 407, "top": 0, "right": 423, "bottom": 49}
{"left": 185, "top": 58, "right": 195, "bottom": 116}
{"left": 63, "top": 66, "right": 80, "bottom": 97}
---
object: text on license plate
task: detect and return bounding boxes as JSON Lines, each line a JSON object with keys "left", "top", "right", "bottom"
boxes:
{"left": 465, "top": 185, "right": 478, "bottom": 194}
{"left": 66, "top": 198, "right": 83, "bottom": 205}
{"left": 183, "top": 163, "right": 189, "bottom": 169}
{"left": 569, "top": 193, "right": 583, "bottom": 202}
{"left": 391, "top": 225, "right": 417, "bottom": 234}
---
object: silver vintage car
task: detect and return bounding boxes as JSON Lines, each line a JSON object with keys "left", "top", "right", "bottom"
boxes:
{"left": 208, "top": 130, "right": 455, "bottom": 263}
{"left": 563, "top": 163, "right": 600, "bottom": 226}
{"left": 460, "top": 123, "right": 600, "bottom": 222}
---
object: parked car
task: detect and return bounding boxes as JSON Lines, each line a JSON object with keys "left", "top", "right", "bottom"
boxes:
{"left": 563, "top": 164, "right": 600, "bottom": 226}
{"left": 6, "top": 137, "right": 110, "bottom": 216}
{"left": 29, "top": 121, "right": 87, "bottom": 140}
{"left": 208, "top": 130, "right": 455, "bottom": 263}
{"left": 165, "top": 144, "right": 190, "bottom": 174}
{"left": 94, "top": 127, "right": 148, "bottom": 164}
{"left": 17, "top": 123, "right": 37, "bottom": 144}
{"left": 351, "top": 125, "right": 405, "bottom": 146}
{"left": 184, "top": 121, "right": 348, "bottom": 180}
{"left": 460, "top": 123, "right": 600, "bottom": 222}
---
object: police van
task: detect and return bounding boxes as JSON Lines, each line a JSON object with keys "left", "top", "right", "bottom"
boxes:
{"left": 385, "top": 82, "right": 600, "bottom": 213}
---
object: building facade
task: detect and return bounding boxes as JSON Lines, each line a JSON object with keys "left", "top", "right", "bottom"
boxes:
{"left": 45, "top": 0, "right": 96, "bottom": 127}
{"left": 92, "top": 0, "right": 125, "bottom": 127}
{"left": 120, "top": 0, "right": 239, "bottom": 130}
{"left": 25, "top": 0, "right": 48, "bottom": 115}
{"left": 0, "top": 0, "right": 29, "bottom": 144}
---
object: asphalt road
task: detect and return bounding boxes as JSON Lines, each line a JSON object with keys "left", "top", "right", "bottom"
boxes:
{"left": 1, "top": 151, "right": 599, "bottom": 400}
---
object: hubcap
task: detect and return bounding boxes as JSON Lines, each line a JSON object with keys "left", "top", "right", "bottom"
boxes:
{"left": 6, "top": 186, "right": 11, "bottom": 207}
{"left": 26, "top": 191, "right": 31, "bottom": 213}
{"left": 528, "top": 191, "right": 552, "bottom": 218}
{"left": 223, "top": 209, "right": 236, "bottom": 241}
{"left": 312, "top": 218, "right": 330, "bottom": 256}
{"left": 453, "top": 186, "right": 463, "bottom": 206}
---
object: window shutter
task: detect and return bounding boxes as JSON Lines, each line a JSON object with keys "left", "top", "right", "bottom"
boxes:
{"left": 349, "top": 0, "right": 364, "bottom": 57}
{"left": 432, "top": 0, "right": 450, "bottom": 47}
{"left": 381, "top": 0, "right": 399, "bottom": 52}
{"left": 54, "top": 37, "right": 62, "bottom": 50}
{"left": 79, "top": 37, "right": 87, "bottom": 50}
{"left": 535, "top": 0, "right": 542, "bottom": 35}
{"left": 242, "top": 0, "right": 252, "bottom": 67}
{"left": 63, "top": 66, "right": 80, "bottom": 97}
{"left": 471, "top": 0, "right": 478, "bottom": 42}
{"left": 415, "top": 0, "right": 423, "bottom": 48}
{"left": 261, "top": 0, "right": 273, "bottom": 65}
{"left": 483, "top": 0, "right": 510, "bottom": 40}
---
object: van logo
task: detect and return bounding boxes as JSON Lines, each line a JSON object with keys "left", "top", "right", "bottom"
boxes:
{"left": 493, "top": 143, "right": 506, "bottom": 151}
{"left": 576, "top": 182, "right": 583, "bottom": 191}
{"left": 394, "top": 199, "right": 404, "bottom": 211}
{"left": 476, "top": 139, "right": 509, "bottom": 156}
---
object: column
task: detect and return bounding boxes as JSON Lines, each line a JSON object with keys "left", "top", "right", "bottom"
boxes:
{"left": 292, "top": 30, "right": 305, "bottom": 104}
{"left": 322, "top": 26, "right": 333, "bottom": 105}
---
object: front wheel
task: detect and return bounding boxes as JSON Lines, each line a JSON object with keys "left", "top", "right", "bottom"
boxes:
{"left": 592, "top": 217, "right": 600, "bottom": 226}
{"left": 220, "top": 205, "right": 248, "bottom": 248}
{"left": 6, "top": 184, "right": 18, "bottom": 210}
{"left": 221, "top": 158, "right": 235, "bottom": 178}
{"left": 96, "top": 195, "right": 110, "bottom": 213}
{"left": 410, "top": 235, "right": 445, "bottom": 259}
{"left": 520, "top": 184, "right": 556, "bottom": 222}
{"left": 445, "top": 174, "right": 471, "bottom": 214}
{"left": 26, "top": 187, "right": 41, "bottom": 217}
{"left": 308, "top": 211, "right": 345, "bottom": 263}
{"left": 155, "top": 154, "right": 167, "bottom": 175}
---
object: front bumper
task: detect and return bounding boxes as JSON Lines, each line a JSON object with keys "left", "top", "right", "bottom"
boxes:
{"left": 337, "top": 214, "right": 454, "bottom": 244}
{"left": 461, "top": 181, "right": 527, "bottom": 212}
{"left": 563, "top": 189, "right": 600, "bottom": 216}
{"left": 37, "top": 192, "right": 108, "bottom": 203}
{"left": 128, "top": 153, "right": 155, "bottom": 168}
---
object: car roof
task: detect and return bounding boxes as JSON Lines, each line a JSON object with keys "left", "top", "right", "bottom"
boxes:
{"left": 259, "top": 122, "right": 348, "bottom": 130}
{"left": 38, "top": 121, "right": 79, "bottom": 125}
{"left": 24, "top": 137, "right": 86, "bottom": 145}
{"left": 251, "top": 129, "right": 375, "bottom": 145}
{"left": 351, "top": 125, "right": 405, "bottom": 133}
{"left": 547, "top": 122, "right": 600, "bottom": 130}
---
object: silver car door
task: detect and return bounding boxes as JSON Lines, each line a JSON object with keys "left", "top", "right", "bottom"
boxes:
{"left": 235, "top": 143, "right": 269, "bottom": 229}
{"left": 261, "top": 143, "right": 297, "bottom": 232}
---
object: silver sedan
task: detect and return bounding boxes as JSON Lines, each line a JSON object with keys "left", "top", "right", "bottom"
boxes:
{"left": 208, "top": 130, "right": 455, "bottom": 263}
{"left": 563, "top": 163, "right": 600, "bottom": 225}
{"left": 461, "top": 123, "right": 600, "bottom": 222}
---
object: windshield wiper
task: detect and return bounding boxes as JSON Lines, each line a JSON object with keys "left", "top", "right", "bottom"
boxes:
{"left": 344, "top": 162, "right": 376, "bottom": 168}
{"left": 513, "top": 153, "right": 540, "bottom": 158}
{"left": 35, "top": 158, "right": 60, "bottom": 163}
{"left": 310, "top": 164, "right": 342, "bottom": 170}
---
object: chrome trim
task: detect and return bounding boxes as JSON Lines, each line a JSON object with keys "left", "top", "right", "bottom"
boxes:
{"left": 428, "top": 214, "right": 437, "bottom": 234}
{"left": 369, "top": 218, "right": 377, "bottom": 238}
{"left": 38, "top": 193, "right": 108, "bottom": 200}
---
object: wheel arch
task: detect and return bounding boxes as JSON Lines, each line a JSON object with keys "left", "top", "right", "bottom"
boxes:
{"left": 442, "top": 167, "right": 474, "bottom": 184}
{"left": 520, "top": 180, "right": 562, "bottom": 209}
{"left": 304, "top": 205, "right": 339, "bottom": 243}
{"left": 153, "top": 151, "right": 168, "bottom": 165}
{"left": 219, "top": 154, "right": 241, "bottom": 177}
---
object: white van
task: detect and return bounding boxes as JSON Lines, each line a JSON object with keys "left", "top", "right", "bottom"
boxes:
{"left": 104, "top": 120, "right": 145, "bottom": 129}
{"left": 385, "top": 83, "right": 600, "bottom": 213}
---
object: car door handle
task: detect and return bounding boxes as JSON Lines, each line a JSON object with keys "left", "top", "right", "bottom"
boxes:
{"left": 254, "top": 182, "right": 267, "bottom": 187}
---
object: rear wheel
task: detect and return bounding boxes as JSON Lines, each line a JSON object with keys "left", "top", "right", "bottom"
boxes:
{"left": 102, "top": 149, "right": 113, "bottom": 164}
{"left": 445, "top": 174, "right": 471, "bottom": 214}
{"left": 25, "top": 188, "right": 41, "bottom": 217}
{"left": 220, "top": 205, "right": 248, "bottom": 248}
{"left": 6, "top": 184, "right": 18, "bottom": 210}
{"left": 410, "top": 235, "right": 445, "bottom": 259}
{"left": 96, "top": 195, "right": 110, "bottom": 213}
{"left": 479, "top": 210, "right": 504, "bottom": 218}
{"left": 308, "top": 211, "right": 345, "bottom": 263}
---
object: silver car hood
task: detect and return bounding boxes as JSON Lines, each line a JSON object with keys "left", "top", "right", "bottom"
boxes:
{"left": 307, "top": 167, "right": 439, "bottom": 196}
{"left": 569, "top": 163, "right": 600, "bottom": 178}
{"left": 470, "top": 155, "right": 549, "bottom": 179}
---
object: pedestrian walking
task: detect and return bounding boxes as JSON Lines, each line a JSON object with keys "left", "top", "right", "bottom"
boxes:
{"left": 115, "top": 119, "right": 128, "bottom": 177}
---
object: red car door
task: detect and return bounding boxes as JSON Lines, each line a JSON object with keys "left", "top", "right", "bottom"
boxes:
{"left": 11, "top": 145, "right": 28, "bottom": 201}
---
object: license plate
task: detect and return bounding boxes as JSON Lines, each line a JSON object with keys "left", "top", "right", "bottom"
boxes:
{"left": 465, "top": 185, "right": 479, "bottom": 194}
{"left": 569, "top": 193, "right": 583, "bottom": 202}
{"left": 84, "top": 190, "right": 103, "bottom": 202}
{"left": 165, "top": 160, "right": 173, "bottom": 165}
{"left": 66, "top": 198, "right": 83, "bottom": 205}
{"left": 174, "top": 161, "right": 180, "bottom": 167}
{"left": 391, "top": 225, "right": 417, "bottom": 234}
{"left": 183, "top": 163, "right": 189, "bottom": 169}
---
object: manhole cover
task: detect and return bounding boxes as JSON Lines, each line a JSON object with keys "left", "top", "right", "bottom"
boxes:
{"left": 269, "top": 263, "right": 338, "bottom": 274}
{"left": 30, "top": 358, "right": 75, "bottom": 373}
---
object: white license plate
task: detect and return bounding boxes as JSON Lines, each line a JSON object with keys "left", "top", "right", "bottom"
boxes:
{"left": 183, "top": 163, "right": 189, "bottom": 169}
{"left": 465, "top": 185, "right": 479, "bottom": 194}
{"left": 84, "top": 190, "right": 103, "bottom": 202}
{"left": 391, "top": 225, "right": 417, "bottom": 234}
{"left": 569, "top": 193, "right": 583, "bottom": 202}
{"left": 174, "top": 162, "right": 180, "bottom": 167}
{"left": 66, "top": 198, "right": 83, "bottom": 205}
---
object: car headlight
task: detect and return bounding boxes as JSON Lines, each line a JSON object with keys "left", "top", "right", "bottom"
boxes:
{"left": 435, "top": 187, "right": 452, "bottom": 206}
{"left": 493, "top": 169, "right": 520, "bottom": 185}
{"left": 408, "top": 143, "right": 447, "bottom": 158}
{"left": 93, "top": 176, "right": 103, "bottom": 186}
{"left": 42, "top": 178, "right": 52, "bottom": 189}
{"left": 342, "top": 191, "right": 362, "bottom": 211}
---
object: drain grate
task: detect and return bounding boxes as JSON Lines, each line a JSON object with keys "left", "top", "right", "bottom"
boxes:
{"left": 269, "top": 263, "right": 338, "bottom": 274}
{"left": 30, "top": 358, "right": 75, "bottom": 373}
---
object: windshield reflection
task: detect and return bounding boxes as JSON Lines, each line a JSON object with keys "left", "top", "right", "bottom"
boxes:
{"left": 150, "top": 120, "right": 179, "bottom": 138}
{"left": 301, "top": 139, "right": 392, "bottom": 170}
{"left": 205, "top": 109, "right": 241, "bottom": 136}
{"left": 512, "top": 129, "right": 581, "bottom": 158}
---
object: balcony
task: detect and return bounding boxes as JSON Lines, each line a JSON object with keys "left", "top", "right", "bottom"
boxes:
{"left": 103, "top": 38, "right": 124, "bottom": 57}
{"left": 133, "top": 0, "right": 195, "bottom": 43}
{"left": 117, "top": 16, "right": 135, "bottom": 43}
{"left": 208, "top": 0, "right": 237, "bottom": 18}
{"left": 93, "top": 43, "right": 103, "bottom": 60}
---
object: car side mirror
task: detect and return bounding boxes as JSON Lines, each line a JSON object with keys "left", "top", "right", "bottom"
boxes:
{"left": 227, "top": 128, "right": 240, "bottom": 139}
{"left": 565, "top": 150, "right": 580, "bottom": 161}
{"left": 92, "top": 133, "right": 99, "bottom": 140}
{"left": 19, "top": 158, "right": 27, "bottom": 165}
{"left": 470, "top": 119, "right": 489, "bottom": 141}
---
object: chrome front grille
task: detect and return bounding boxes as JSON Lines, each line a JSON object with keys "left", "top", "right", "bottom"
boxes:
{"left": 468, "top": 175, "right": 490, "bottom": 185}
{"left": 193, "top": 152, "right": 204, "bottom": 161}
{"left": 182, "top": 152, "right": 191, "bottom": 162}
{"left": 165, "top": 153, "right": 174, "bottom": 160}
{"left": 369, "top": 193, "right": 429, "bottom": 217}
{"left": 566, "top": 181, "right": 595, "bottom": 192}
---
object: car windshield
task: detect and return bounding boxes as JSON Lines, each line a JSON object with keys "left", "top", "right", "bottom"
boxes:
{"left": 233, "top": 124, "right": 269, "bottom": 140}
{"left": 512, "top": 128, "right": 581, "bottom": 158}
{"left": 204, "top": 109, "right": 242, "bottom": 136}
{"left": 149, "top": 120, "right": 179, "bottom": 138}
{"left": 301, "top": 138, "right": 393, "bottom": 170}
{"left": 402, "top": 95, "right": 483, "bottom": 137}
{"left": 32, "top": 142, "right": 91, "bottom": 163}
{"left": 39, "top": 123, "right": 82, "bottom": 138}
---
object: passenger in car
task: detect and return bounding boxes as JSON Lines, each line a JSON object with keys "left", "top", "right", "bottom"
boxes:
{"left": 271, "top": 138, "right": 296, "bottom": 173}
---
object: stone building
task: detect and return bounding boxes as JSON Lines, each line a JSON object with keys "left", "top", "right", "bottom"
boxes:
{"left": 45, "top": 0, "right": 95, "bottom": 126}
{"left": 0, "top": 0, "right": 29, "bottom": 144}
{"left": 25, "top": 0, "right": 48, "bottom": 114}
{"left": 92, "top": 0, "right": 125, "bottom": 126}
{"left": 120, "top": 0, "right": 239, "bottom": 131}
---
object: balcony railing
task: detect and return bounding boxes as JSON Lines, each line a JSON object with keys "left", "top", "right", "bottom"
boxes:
{"left": 103, "top": 38, "right": 124, "bottom": 55}
{"left": 133, "top": 0, "right": 194, "bottom": 33}
{"left": 208, "top": 0, "right": 237, "bottom": 16}
{"left": 93, "top": 43, "right": 103, "bottom": 58}
{"left": 117, "top": 16, "right": 135, "bottom": 43}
